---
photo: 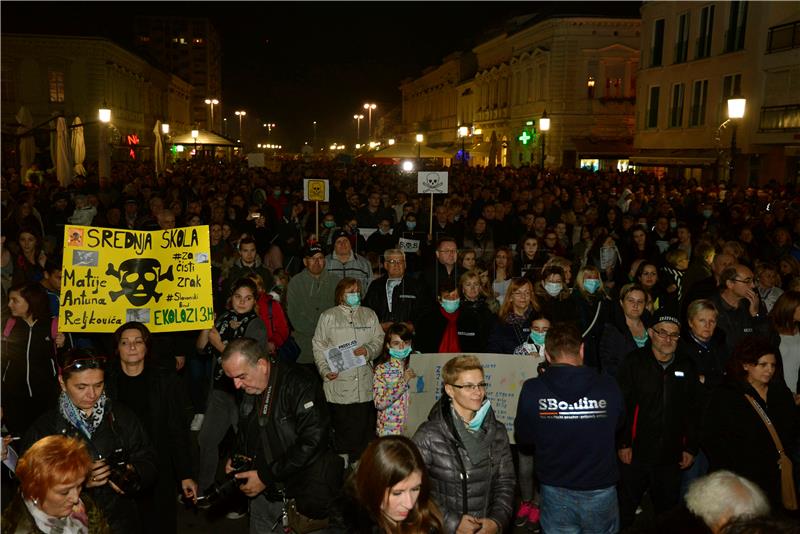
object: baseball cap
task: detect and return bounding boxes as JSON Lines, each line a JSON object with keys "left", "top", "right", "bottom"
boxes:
{"left": 331, "top": 229, "right": 350, "bottom": 243}
{"left": 304, "top": 242, "right": 324, "bottom": 257}
{"left": 649, "top": 313, "right": 680, "bottom": 329}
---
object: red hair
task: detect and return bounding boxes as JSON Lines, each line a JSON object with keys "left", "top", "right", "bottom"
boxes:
{"left": 17, "top": 435, "right": 92, "bottom": 503}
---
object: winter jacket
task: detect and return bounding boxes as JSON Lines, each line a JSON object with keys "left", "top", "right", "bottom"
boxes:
{"left": 676, "top": 329, "right": 729, "bottom": 397}
{"left": 412, "top": 396, "right": 515, "bottom": 533}
{"left": 1, "top": 318, "right": 59, "bottom": 436}
{"left": 701, "top": 380, "right": 798, "bottom": 509}
{"left": 312, "top": 305, "right": 384, "bottom": 404}
{"left": 709, "top": 292, "right": 771, "bottom": 356}
{"left": 1, "top": 492, "right": 110, "bottom": 534}
{"left": 373, "top": 358, "right": 411, "bottom": 436}
{"left": 224, "top": 257, "right": 275, "bottom": 299}
{"left": 616, "top": 346, "right": 701, "bottom": 465}
{"left": 256, "top": 293, "right": 290, "bottom": 348}
{"left": 515, "top": 365, "right": 625, "bottom": 490}
{"left": 325, "top": 251, "right": 372, "bottom": 297}
{"left": 599, "top": 304, "right": 649, "bottom": 378}
{"left": 570, "top": 291, "right": 611, "bottom": 370}
{"left": 363, "top": 274, "right": 431, "bottom": 328}
{"left": 21, "top": 399, "right": 158, "bottom": 534}
{"left": 236, "top": 361, "right": 343, "bottom": 519}
{"left": 457, "top": 298, "right": 495, "bottom": 353}
{"left": 285, "top": 269, "right": 338, "bottom": 365}
{"left": 487, "top": 310, "right": 534, "bottom": 354}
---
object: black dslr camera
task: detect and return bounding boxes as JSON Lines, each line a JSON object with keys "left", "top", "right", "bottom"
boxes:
{"left": 197, "top": 454, "right": 254, "bottom": 506}
{"left": 103, "top": 448, "right": 141, "bottom": 494}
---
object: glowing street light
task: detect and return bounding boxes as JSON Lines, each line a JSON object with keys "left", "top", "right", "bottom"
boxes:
{"left": 727, "top": 93, "right": 746, "bottom": 178}
{"left": 539, "top": 110, "right": 550, "bottom": 168}
{"left": 353, "top": 114, "right": 364, "bottom": 143}
{"left": 204, "top": 98, "right": 219, "bottom": 131}
{"left": 415, "top": 133, "right": 424, "bottom": 165}
{"left": 235, "top": 110, "right": 246, "bottom": 144}
{"left": 363, "top": 103, "right": 377, "bottom": 141}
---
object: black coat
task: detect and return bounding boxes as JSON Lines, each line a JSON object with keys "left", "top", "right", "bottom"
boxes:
{"left": 701, "top": 380, "right": 798, "bottom": 509}
{"left": 457, "top": 298, "right": 495, "bottom": 353}
{"left": 104, "top": 363, "right": 193, "bottom": 534}
{"left": 599, "top": 305, "right": 647, "bottom": 378}
{"left": 363, "top": 274, "right": 431, "bottom": 328}
{"left": 616, "top": 346, "right": 701, "bottom": 465}
{"left": 570, "top": 292, "right": 612, "bottom": 370}
{"left": 21, "top": 399, "right": 159, "bottom": 534}
{"left": 676, "top": 329, "right": 729, "bottom": 395}
{"left": 487, "top": 311, "right": 534, "bottom": 354}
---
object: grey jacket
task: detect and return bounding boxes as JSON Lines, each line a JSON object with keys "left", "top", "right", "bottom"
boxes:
{"left": 412, "top": 396, "right": 515, "bottom": 533}
{"left": 324, "top": 251, "right": 372, "bottom": 297}
{"left": 286, "top": 269, "right": 338, "bottom": 364}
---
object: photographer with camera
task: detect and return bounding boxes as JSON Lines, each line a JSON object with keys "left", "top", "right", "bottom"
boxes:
{"left": 21, "top": 347, "right": 158, "bottom": 534}
{"left": 219, "top": 337, "right": 343, "bottom": 533}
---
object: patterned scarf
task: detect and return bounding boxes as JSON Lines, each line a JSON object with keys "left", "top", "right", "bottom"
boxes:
{"left": 58, "top": 391, "right": 107, "bottom": 440}
{"left": 24, "top": 498, "right": 89, "bottom": 534}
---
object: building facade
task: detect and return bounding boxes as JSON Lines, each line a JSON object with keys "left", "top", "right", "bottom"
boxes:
{"left": 1, "top": 33, "right": 192, "bottom": 167}
{"left": 634, "top": 1, "right": 800, "bottom": 184}
{"left": 133, "top": 17, "right": 222, "bottom": 134}
{"left": 400, "top": 15, "right": 641, "bottom": 169}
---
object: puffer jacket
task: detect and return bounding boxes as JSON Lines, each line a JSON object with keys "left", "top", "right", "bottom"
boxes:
{"left": 412, "top": 395, "right": 515, "bottom": 532}
{"left": 312, "top": 304, "right": 384, "bottom": 404}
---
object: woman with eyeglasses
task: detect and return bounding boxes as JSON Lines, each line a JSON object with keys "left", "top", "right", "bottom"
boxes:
{"left": 412, "top": 355, "right": 514, "bottom": 533}
{"left": 21, "top": 347, "right": 158, "bottom": 534}
{"left": 104, "top": 322, "right": 198, "bottom": 533}
{"left": 1, "top": 282, "right": 61, "bottom": 438}
{"left": 599, "top": 283, "right": 651, "bottom": 378}
{"left": 2, "top": 435, "right": 111, "bottom": 532}
{"left": 487, "top": 278, "right": 539, "bottom": 354}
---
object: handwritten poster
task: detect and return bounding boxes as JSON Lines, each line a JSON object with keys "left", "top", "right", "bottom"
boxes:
{"left": 59, "top": 225, "right": 214, "bottom": 333}
{"left": 403, "top": 353, "right": 539, "bottom": 443}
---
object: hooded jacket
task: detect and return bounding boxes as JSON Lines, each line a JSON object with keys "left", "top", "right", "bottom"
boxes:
{"left": 412, "top": 396, "right": 515, "bottom": 532}
{"left": 515, "top": 365, "right": 624, "bottom": 490}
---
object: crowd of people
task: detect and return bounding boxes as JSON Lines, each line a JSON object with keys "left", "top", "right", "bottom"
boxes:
{"left": 1, "top": 155, "right": 799, "bottom": 533}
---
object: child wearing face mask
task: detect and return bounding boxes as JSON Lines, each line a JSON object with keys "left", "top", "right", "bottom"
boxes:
{"left": 373, "top": 323, "right": 417, "bottom": 436}
{"left": 514, "top": 316, "right": 551, "bottom": 357}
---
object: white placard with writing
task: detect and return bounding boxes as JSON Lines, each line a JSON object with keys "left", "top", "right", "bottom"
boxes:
{"left": 417, "top": 172, "right": 448, "bottom": 194}
{"left": 403, "top": 353, "right": 539, "bottom": 443}
{"left": 398, "top": 237, "right": 420, "bottom": 253}
{"left": 324, "top": 339, "right": 366, "bottom": 373}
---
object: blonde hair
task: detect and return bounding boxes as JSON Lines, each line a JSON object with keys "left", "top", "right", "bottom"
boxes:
{"left": 442, "top": 355, "right": 483, "bottom": 385}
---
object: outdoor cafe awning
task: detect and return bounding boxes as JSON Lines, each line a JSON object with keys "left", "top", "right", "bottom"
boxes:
{"left": 170, "top": 130, "right": 238, "bottom": 146}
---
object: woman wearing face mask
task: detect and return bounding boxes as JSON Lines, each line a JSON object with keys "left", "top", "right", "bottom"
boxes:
{"left": 487, "top": 278, "right": 539, "bottom": 354}
{"left": 569, "top": 266, "right": 612, "bottom": 370}
{"left": 21, "top": 348, "right": 158, "bottom": 534}
{"left": 313, "top": 277, "right": 385, "bottom": 465}
{"left": 599, "top": 284, "right": 650, "bottom": 378}
{"left": 533, "top": 265, "right": 576, "bottom": 324}
{"left": 418, "top": 283, "right": 464, "bottom": 354}
{"left": 2, "top": 435, "right": 110, "bottom": 533}
{"left": 373, "top": 323, "right": 417, "bottom": 437}
{"left": 457, "top": 271, "right": 496, "bottom": 353}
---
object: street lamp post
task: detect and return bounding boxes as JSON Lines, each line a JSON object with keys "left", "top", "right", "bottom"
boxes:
{"left": 415, "top": 133, "right": 424, "bottom": 167}
{"left": 98, "top": 104, "right": 112, "bottom": 179}
{"left": 191, "top": 128, "right": 199, "bottom": 158}
{"left": 363, "top": 103, "right": 376, "bottom": 141}
{"left": 458, "top": 126, "right": 470, "bottom": 169}
{"left": 539, "top": 110, "right": 550, "bottom": 168}
{"left": 313, "top": 121, "right": 317, "bottom": 147}
{"left": 727, "top": 93, "right": 746, "bottom": 181}
{"left": 161, "top": 122, "right": 170, "bottom": 163}
{"left": 204, "top": 98, "right": 219, "bottom": 132}
{"left": 263, "top": 123, "right": 275, "bottom": 138}
{"left": 353, "top": 114, "right": 364, "bottom": 144}
{"left": 235, "top": 110, "right": 246, "bottom": 146}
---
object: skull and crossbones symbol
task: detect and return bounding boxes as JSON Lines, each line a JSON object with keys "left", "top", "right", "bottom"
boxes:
{"left": 106, "top": 258, "right": 174, "bottom": 306}
{"left": 420, "top": 173, "right": 443, "bottom": 193}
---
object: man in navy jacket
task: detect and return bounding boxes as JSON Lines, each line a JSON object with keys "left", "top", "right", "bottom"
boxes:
{"left": 515, "top": 322, "right": 625, "bottom": 534}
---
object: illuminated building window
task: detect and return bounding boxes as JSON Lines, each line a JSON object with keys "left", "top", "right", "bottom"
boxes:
{"left": 48, "top": 70, "right": 65, "bottom": 103}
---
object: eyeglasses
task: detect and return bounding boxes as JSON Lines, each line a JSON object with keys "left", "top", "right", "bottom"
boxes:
{"left": 450, "top": 383, "right": 488, "bottom": 392}
{"left": 437, "top": 249, "right": 457, "bottom": 254}
{"left": 60, "top": 356, "right": 107, "bottom": 374}
{"left": 385, "top": 259, "right": 405, "bottom": 265}
{"left": 652, "top": 328, "right": 680, "bottom": 340}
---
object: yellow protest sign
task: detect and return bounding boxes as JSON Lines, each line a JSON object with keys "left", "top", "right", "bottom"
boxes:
{"left": 59, "top": 225, "right": 214, "bottom": 333}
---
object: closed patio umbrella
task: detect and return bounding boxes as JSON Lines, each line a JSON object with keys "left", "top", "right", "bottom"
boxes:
{"left": 71, "top": 116, "right": 86, "bottom": 177}
{"left": 55, "top": 117, "right": 72, "bottom": 186}
{"left": 153, "top": 120, "right": 165, "bottom": 178}
{"left": 15, "top": 106, "right": 35, "bottom": 182}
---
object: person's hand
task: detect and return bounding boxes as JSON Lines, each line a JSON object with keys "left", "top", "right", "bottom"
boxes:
{"left": 86, "top": 460, "right": 111, "bottom": 488}
{"left": 175, "top": 356, "right": 186, "bottom": 371}
{"left": 618, "top": 447, "right": 632, "bottom": 465}
{"left": 325, "top": 372, "right": 339, "bottom": 381}
{"left": 353, "top": 346, "right": 367, "bottom": 357}
{"left": 744, "top": 288, "right": 760, "bottom": 316}
{"left": 54, "top": 332, "right": 66, "bottom": 348}
{"left": 455, "top": 514, "right": 481, "bottom": 534}
{"left": 404, "top": 368, "right": 417, "bottom": 382}
{"left": 380, "top": 321, "right": 393, "bottom": 332}
{"left": 224, "top": 457, "right": 234, "bottom": 474}
{"left": 208, "top": 327, "right": 222, "bottom": 348}
{"left": 679, "top": 451, "right": 695, "bottom": 470}
{"left": 234, "top": 470, "right": 266, "bottom": 497}
{"left": 475, "top": 518, "right": 499, "bottom": 533}
{"left": 181, "top": 479, "right": 198, "bottom": 503}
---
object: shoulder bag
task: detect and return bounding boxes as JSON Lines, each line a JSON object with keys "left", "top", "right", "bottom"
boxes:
{"left": 744, "top": 394, "right": 797, "bottom": 510}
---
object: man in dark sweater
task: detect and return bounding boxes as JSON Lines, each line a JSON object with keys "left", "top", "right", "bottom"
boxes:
{"left": 515, "top": 323, "right": 624, "bottom": 534}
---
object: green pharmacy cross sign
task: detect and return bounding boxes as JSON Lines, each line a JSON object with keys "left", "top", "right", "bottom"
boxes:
{"left": 518, "top": 131, "right": 532, "bottom": 144}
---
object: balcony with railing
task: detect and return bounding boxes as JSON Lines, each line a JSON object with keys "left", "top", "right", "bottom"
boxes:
{"left": 766, "top": 21, "right": 800, "bottom": 53}
{"left": 759, "top": 104, "right": 800, "bottom": 132}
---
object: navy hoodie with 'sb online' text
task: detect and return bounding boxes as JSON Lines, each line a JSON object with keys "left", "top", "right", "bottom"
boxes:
{"left": 514, "top": 365, "right": 625, "bottom": 490}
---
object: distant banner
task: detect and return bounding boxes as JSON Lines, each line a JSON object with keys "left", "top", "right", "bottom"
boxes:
{"left": 404, "top": 353, "right": 539, "bottom": 443}
{"left": 59, "top": 225, "right": 214, "bottom": 333}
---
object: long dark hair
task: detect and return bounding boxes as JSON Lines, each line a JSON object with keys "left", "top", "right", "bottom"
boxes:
{"left": 725, "top": 336, "right": 782, "bottom": 385}
{"left": 375, "top": 322, "right": 414, "bottom": 369}
{"left": 113, "top": 321, "right": 153, "bottom": 363}
{"left": 58, "top": 347, "right": 107, "bottom": 381}
{"left": 354, "top": 436, "right": 443, "bottom": 534}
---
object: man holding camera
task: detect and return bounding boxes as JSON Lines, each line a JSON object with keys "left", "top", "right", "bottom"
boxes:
{"left": 221, "top": 337, "right": 342, "bottom": 532}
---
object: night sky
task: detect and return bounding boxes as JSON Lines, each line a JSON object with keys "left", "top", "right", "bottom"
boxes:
{"left": 2, "top": 1, "right": 641, "bottom": 150}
